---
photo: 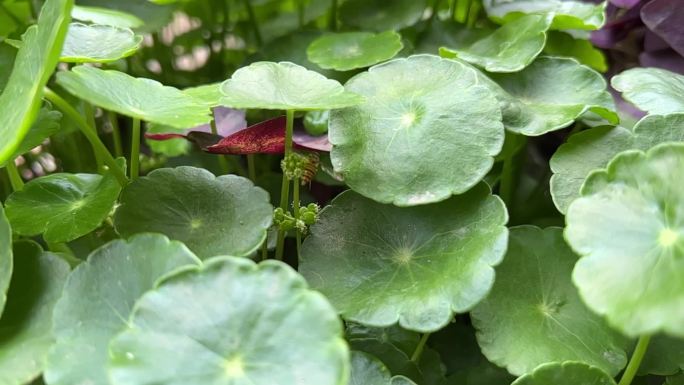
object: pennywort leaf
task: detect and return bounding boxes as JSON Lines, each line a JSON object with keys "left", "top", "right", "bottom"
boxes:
{"left": 0, "top": 204, "right": 12, "bottom": 317}
{"left": 0, "top": 0, "right": 73, "bottom": 166}
{"left": 612, "top": 67, "right": 684, "bottom": 115}
{"left": 108, "top": 257, "right": 349, "bottom": 385}
{"left": 60, "top": 22, "right": 143, "bottom": 63}
{"left": 566, "top": 143, "right": 684, "bottom": 338}
{"left": 44, "top": 234, "right": 200, "bottom": 385}
{"left": 330, "top": 55, "right": 504, "bottom": 206}
{"left": 300, "top": 184, "right": 508, "bottom": 332}
{"left": 307, "top": 31, "right": 403, "bottom": 71}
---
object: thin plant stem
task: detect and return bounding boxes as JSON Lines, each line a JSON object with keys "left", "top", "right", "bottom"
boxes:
{"left": 466, "top": 0, "right": 481, "bottom": 27}
{"left": 84, "top": 103, "right": 104, "bottom": 172}
{"left": 293, "top": 179, "right": 301, "bottom": 257}
{"left": 6, "top": 160, "right": 24, "bottom": 191}
{"left": 108, "top": 111, "right": 123, "bottom": 158}
{"left": 218, "top": 156, "right": 232, "bottom": 175}
{"left": 449, "top": 0, "right": 456, "bottom": 20}
{"left": 243, "top": 0, "right": 262, "bottom": 47}
{"left": 455, "top": 0, "right": 471, "bottom": 23}
{"left": 260, "top": 238, "right": 268, "bottom": 260}
{"left": 499, "top": 155, "right": 514, "bottom": 205}
{"left": 329, "top": 0, "right": 338, "bottom": 31}
{"left": 297, "top": 0, "right": 305, "bottom": 27}
{"left": 411, "top": 333, "right": 430, "bottom": 363}
{"left": 618, "top": 335, "right": 651, "bottom": 385}
{"left": 44, "top": 88, "right": 128, "bottom": 186}
{"left": 247, "top": 154, "right": 256, "bottom": 181}
{"left": 429, "top": 0, "right": 443, "bottom": 24}
{"left": 130, "top": 118, "right": 141, "bottom": 180}
{"left": 210, "top": 114, "right": 218, "bottom": 135}
{"left": 275, "top": 110, "right": 297, "bottom": 260}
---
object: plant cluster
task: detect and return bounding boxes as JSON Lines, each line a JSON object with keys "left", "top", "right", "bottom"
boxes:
{"left": 0, "top": 1, "right": 683, "bottom": 385}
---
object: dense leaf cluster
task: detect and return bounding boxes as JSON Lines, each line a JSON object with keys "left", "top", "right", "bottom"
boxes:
{"left": 0, "top": 1, "right": 683, "bottom": 385}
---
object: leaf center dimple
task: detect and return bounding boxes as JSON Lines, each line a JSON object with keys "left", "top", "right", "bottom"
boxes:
{"left": 537, "top": 300, "right": 564, "bottom": 317}
{"left": 190, "top": 219, "right": 202, "bottom": 229}
{"left": 658, "top": 228, "right": 678, "bottom": 247}
{"left": 393, "top": 247, "right": 413, "bottom": 265}
{"left": 224, "top": 355, "right": 245, "bottom": 378}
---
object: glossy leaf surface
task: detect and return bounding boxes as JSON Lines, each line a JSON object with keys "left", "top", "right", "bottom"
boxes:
{"left": 5, "top": 169, "right": 122, "bottom": 243}
{"left": 300, "top": 184, "right": 508, "bottom": 332}
{"left": 0, "top": 242, "right": 69, "bottom": 385}
{"left": 60, "top": 23, "right": 142, "bottom": 63}
{"left": 330, "top": 55, "right": 504, "bottom": 206}
{"left": 0, "top": 0, "right": 73, "bottom": 166}
{"left": 482, "top": 56, "right": 616, "bottom": 136}
{"left": 307, "top": 31, "right": 403, "bottom": 71}
{"left": 551, "top": 113, "right": 684, "bottom": 213}
{"left": 511, "top": 362, "right": 617, "bottom": 385}
{"left": 109, "top": 257, "right": 348, "bottom": 385}
{"left": 56, "top": 66, "right": 211, "bottom": 128}
{"left": 45, "top": 234, "right": 200, "bottom": 385}
{"left": 612, "top": 67, "right": 684, "bottom": 115}
{"left": 472, "top": 226, "right": 627, "bottom": 376}
{"left": 566, "top": 143, "right": 684, "bottom": 337}
{"left": 220, "top": 61, "right": 363, "bottom": 111}
{"left": 440, "top": 14, "right": 552, "bottom": 73}
{"left": 114, "top": 167, "right": 273, "bottom": 259}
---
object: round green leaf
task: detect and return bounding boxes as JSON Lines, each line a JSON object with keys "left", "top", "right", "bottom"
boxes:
{"left": 4, "top": 168, "right": 122, "bottom": 244}
{"left": 108, "top": 256, "right": 348, "bottom": 385}
{"left": 329, "top": 55, "right": 504, "bottom": 206}
{"left": 219, "top": 61, "right": 363, "bottom": 111}
{"left": 182, "top": 83, "right": 222, "bottom": 108}
{"left": 114, "top": 167, "right": 273, "bottom": 259}
{"left": 439, "top": 14, "right": 552, "bottom": 73}
{"left": 299, "top": 184, "right": 508, "bottom": 332}
{"left": 483, "top": 0, "right": 606, "bottom": 30}
{"left": 44, "top": 234, "right": 200, "bottom": 385}
{"left": 668, "top": 373, "right": 684, "bottom": 385}
{"left": 307, "top": 31, "right": 403, "bottom": 71}
{"left": 339, "top": 0, "right": 427, "bottom": 32}
{"left": 481, "top": 56, "right": 616, "bottom": 136}
{"left": 71, "top": 5, "right": 144, "bottom": 29}
{"left": 472, "top": 226, "right": 627, "bottom": 376}
{"left": 0, "top": 204, "right": 12, "bottom": 317}
{"left": 612, "top": 67, "right": 684, "bottom": 115}
{"left": 511, "top": 362, "right": 617, "bottom": 385}
{"left": 1, "top": 106, "right": 62, "bottom": 167}
{"left": 60, "top": 23, "right": 142, "bottom": 63}
{"left": 550, "top": 113, "right": 684, "bottom": 214}
{"left": 566, "top": 143, "right": 684, "bottom": 338}
{"left": 0, "top": 0, "right": 72, "bottom": 166}
{"left": 350, "top": 351, "right": 417, "bottom": 385}
{"left": 0, "top": 241, "right": 69, "bottom": 385}
{"left": 56, "top": 66, "right": 211, "bottom": 129}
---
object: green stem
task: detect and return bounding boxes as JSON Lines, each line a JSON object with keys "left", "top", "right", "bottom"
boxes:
{"left": 44, "top": 88, "right": 128, "bottom": 186}
{"left": 130, "top": 118, "right": 141, "bottom": 180}
{"left": 210, "top": 114, "right": 218, "bottom": 135}
{"left": 243, "top": 0, "right": 262, "bottom": 47}
{"left": 275, "top": 110, "right": 297, "bottom": 260}
{"left": 499, "top": 155, "right": 514, "bottom": 205}
{"left": 260, "top": 238, "right": 268, "bottom": 260}
{"left": 411, "top": 333, "right": 430, "bottom": 363}
{"left": 218, "top": 155, "right": 231, "bottom": 175}
{"left": 455, "top": 0, "right": 471, "bottom": 23}
{"left": 429, "top": 0, "right": 443, "bottom": 23}
{"left": 293, "top": 179, "right": 301, "bottom": 257}
{"left": 329, "top": 0, "right": 338, "bottom": 31}
{"left": 108, "top": 111, "right": 123, "bottom": 158}
{"left": 466, "top": 0, "right": 481, "bottom": 27}
{"left": 297, "top": 0, "right": 305, "bottom": 27}
{"left": 285, "top": 110, "right": 295, "bottom": 154}
{"left": 618, "top": 336, "right": 651, "bottom": 385}
{"left": 247, "top": 154, "right": 256, "bottom": 181}
{"left": 84, "top": 103, "right": 104, "bottom": 172}
{"left": 6, "top": 161, "right": 24, "bottom": 191}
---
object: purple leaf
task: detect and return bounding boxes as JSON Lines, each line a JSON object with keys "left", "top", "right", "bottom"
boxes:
{"left": 639, "top": 49, "right": 684, "bottom": 74}
{"left": 641, "top": 0, "right": 684, "bottom": 57}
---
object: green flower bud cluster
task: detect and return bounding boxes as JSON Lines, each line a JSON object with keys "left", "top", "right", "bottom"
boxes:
{"left": 273, "top": 203, "right": 320, "bottom": 233}
{"left": 281, "top": 152, "right": 310, "bottom": 180}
